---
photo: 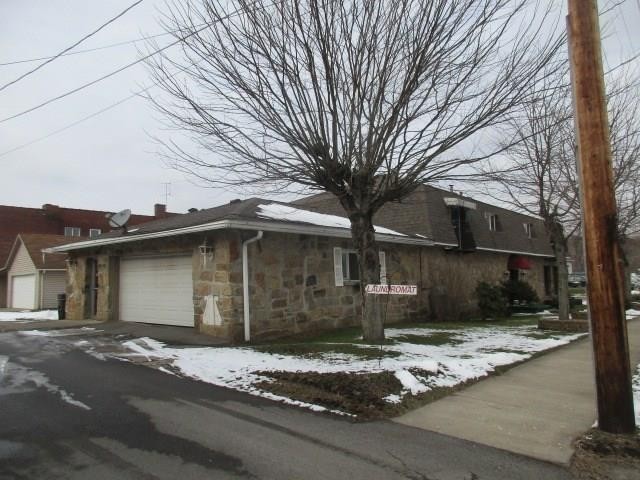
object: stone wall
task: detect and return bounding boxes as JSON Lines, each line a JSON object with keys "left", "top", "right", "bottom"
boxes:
{"left": 64, "top": 229, "right": 551, "bottom": 341}
{"left": 245, "top": 233, "right": 427, "bottom": 340}
{"left": 417, "top": 249, "right": 549, "bottom": 320}
{"left": 65, "top": 254, "right": 86, "bottom": 320}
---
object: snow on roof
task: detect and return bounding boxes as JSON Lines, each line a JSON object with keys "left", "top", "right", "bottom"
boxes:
{"left": 257, "top": 203, "right": 407, "bottom": 236}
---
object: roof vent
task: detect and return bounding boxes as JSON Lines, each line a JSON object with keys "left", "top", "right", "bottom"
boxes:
{"left": 229, "top": 199, "right": 241, "bottom": 204}
{"left": 188, "top": 208, "right": 199, "bottom": 213}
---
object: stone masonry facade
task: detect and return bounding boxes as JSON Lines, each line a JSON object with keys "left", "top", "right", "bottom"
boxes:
{"left": 65, "top": 230, "right": 550, "bottom": 342}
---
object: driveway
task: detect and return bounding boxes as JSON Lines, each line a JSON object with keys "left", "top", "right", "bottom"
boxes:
{"left": 0, "top": 329, "right": 571, "bottom": 480}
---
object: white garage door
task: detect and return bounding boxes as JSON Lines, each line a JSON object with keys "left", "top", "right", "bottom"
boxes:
{"left": 11, "top": 274, "right": 36, "bottom": 309}
{"left": 119, "top": 256, "right": 194, "bottom": 327}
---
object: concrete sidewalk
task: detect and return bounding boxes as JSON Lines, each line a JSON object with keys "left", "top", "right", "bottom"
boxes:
{"left": 395, "top": 319, "right": 640, "bottom": 465}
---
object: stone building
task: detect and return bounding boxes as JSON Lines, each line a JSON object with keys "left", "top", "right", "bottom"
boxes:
{"left": 49, "top": 186, "right": 555, "bottom": 342}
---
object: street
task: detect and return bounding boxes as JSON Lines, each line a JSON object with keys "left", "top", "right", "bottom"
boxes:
{"left": 0, "top": 330, "right": 572, "bottom": 480}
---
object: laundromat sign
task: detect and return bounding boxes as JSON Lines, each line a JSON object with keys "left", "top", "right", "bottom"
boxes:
{"left": 365, "top": 284, "right": 417, "bottom": 295}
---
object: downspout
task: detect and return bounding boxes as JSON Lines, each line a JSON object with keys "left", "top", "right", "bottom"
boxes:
{"left": 242, "top": 230, "right": 263, "bottom": 342}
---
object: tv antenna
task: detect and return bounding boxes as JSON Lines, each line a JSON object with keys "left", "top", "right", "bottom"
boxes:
{"left": 106, "top": 209, "right": 131, "bottom": 231}
{"left": 162, "top": 182, "right": 172, "bottom": 205}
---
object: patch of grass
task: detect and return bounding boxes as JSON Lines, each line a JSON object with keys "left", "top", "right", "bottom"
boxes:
{"left": 392, "top": 331, "right": 463, "bottom": 346}
{"left": 255, "top": 370, "right": 406, "bottom": 418}
{"left": 478, "top": 347, "right": 528, "bottom": 355}
{"left": 252, "top": 342, "right": 400, "bottom": 360}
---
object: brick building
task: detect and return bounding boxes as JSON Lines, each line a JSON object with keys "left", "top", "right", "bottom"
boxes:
{"left": 0, "top": 203, "right": 175, "bottom": 307}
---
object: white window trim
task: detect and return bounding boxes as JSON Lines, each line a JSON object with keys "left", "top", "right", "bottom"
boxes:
{"left": 342, "top": 249, "right": 360, "bottom": 284}
{"left": 64, "top": 226, "right": 81, "bottom": 237}
{"left": 89, "top": 228, "right": 102, "bottom": 238}
{"left": 488, "top": 214, "right": 498, "bottom": 231}
{"left": 333, "top": 247, "right": 387, "bottom": 286}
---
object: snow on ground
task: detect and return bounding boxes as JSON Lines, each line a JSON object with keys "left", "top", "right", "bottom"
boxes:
{"left": 20, "top": 327, "right": 98, "bottom": 337}
{"left": 0, "top": 310, "right": 58, "bottom": 322}
{"left": 1, "top": 360, "right": 90, "bottom": 410}
{"left": 105, "top": 324, "right": 584, "bottom": 414}
{"left": 627, "top": 309, "right": 640, "bottom": 319}
{"left": 257, "top": 203, "right": 406, "bottom": 236}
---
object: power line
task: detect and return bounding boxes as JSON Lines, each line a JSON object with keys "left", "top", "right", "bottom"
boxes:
{"left": 0, "top": 33, "right": 165, "bottom": 67}
{"left": 0, "top": 1, "right": 257, "bottom": 125}
{"left": 0, "top": 91, "right": 142, "bottom": 158}
{"left": 0, "top": 58, "right": 203, "bottom": 158}
{"left": 0, "top": 29, "right": 204, "bottom": 125}
{"left": 0, "top": 24, "right": 207, "bottom": 67}
{"left": 0, "top": 0, "right": 144, "bottom": 93}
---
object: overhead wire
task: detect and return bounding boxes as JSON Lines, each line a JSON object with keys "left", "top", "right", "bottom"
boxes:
{"left": 0, "top": 23, "right": 207, "bottom": 67}
{"left": 0, "top": 1, "right": 258, "bottom": 125}
{"left": 2, "top": 0, "right": 638, "bottom": 156}
{"left": 0, "top": 60, "right": 198, "bottom": 158}
{"left": 0, "top": 0, "right": 144, "bottom": 92}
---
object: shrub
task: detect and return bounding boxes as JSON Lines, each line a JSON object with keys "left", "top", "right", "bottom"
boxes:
{"left": 501, "top": 279, "right": 539, "bottom": 305}
{"left": 475, "top": 281, "right": 510, "bottom": 319}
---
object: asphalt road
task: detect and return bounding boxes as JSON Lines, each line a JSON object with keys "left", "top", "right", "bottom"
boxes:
{"left": 0, "top": 330, "right": 572, "bottom": 480}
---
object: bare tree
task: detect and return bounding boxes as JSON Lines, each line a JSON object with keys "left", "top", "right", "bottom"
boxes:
{"left": 586, "top": 77, "right": 640, "bottom": 297}
{"left": 480, "top": 72, "right": 579, "bottom": 320}
{"left": 481, "top": 71, "right": 640, "bottom": 318}
{"left": 146, "top": 0, "right": 563, "bottom": 341}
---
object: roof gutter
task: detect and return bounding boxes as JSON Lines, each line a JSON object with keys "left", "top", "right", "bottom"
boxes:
{"left": 44, "top": 219, "right": 434, "bottom": 253}
{"left": 242, "top": 231, "right": 263, "bottom": 342}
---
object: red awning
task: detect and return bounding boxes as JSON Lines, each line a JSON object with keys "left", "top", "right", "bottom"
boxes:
{"left": 508, "top": 255, "right": 532, "bottom": 270}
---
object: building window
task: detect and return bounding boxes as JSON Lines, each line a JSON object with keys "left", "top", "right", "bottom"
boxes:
{"left": 64, "top": 226, "right": 81, "bottom": 237}
{"left": 523, "top": 223, "right": 534, "bottom": 238}
{"left": 488, "top": 214, "right": 498, "bottom": 231}
{"left": 333, "top": 247, "right": 386, "bottom": 286}
{"left": 341, "top": 250, "right": 360, "bottom": 283}
{"left": 89, "top": 228, "right": 102, "bottom": 238}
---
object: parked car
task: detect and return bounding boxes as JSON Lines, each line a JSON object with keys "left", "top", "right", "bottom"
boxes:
{"left": 568, "top": 273, "right": 587, "bottom": 287}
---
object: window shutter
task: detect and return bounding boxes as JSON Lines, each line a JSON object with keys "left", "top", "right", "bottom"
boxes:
{"left": 333, "top": 247, "right": 344, "bottom": 287}
{"left": 379, "top": 251, "right": 387, "bottom": 285}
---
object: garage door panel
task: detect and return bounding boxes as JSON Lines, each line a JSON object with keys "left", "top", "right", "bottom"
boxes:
{"left": 11, "top": 274, "right": 36, "bottom": 309}
{"left": 119, "top": 256, "right": 194, "bottom": 327}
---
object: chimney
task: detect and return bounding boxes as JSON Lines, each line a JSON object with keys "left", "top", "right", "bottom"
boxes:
{"left": 42, "top": 204, "right": 61, "bottom": 217}
{"left": 154, "top": 203, "right": 167, "bottom": 218}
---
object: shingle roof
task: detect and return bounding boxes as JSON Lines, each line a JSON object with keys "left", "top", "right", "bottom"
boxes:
{"left": 0, "top": 203, "right": 168, "bottom": 268}
{"left": 7, "top": 234, "right": 73, "bottom": 270}
{"left": 97, "top": 198, "right": 271, "bottom": 238}
{"left": 294, "top": 185, "right": 553, "bottom": 256}
{"left": 53, "top": 188, "right": 553, "bottom": 257}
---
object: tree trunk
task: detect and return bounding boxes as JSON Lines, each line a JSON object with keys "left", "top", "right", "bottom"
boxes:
{"left": 350, "top": 212, "right": 385, "bottom": 343}
{"left": 548, "top": 222, "right": 570, "bottom": 320}
{"left": 619, "top": 240, "right": 631, "bottom": 305}
{"left": 555, "top": 238, "right": 571, "bottom": 321}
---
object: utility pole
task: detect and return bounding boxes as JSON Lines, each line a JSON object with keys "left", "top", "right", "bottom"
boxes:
{"left": 567, "top": 0, "right": 635, "bottom": 433}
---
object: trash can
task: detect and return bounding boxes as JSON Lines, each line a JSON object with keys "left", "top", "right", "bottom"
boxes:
{"left": 57, "top": 294, "right": 66, "bottom": 320}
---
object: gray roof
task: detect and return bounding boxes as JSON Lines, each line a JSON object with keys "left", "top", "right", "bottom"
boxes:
{"left": 294, "top": 185, "right": 554, "bottom": 256}
{"left": 98, "top": 198, "right": 269, "bottom": 238}
{"left": 54, "top": 187, "right": 553, "bottom": 257}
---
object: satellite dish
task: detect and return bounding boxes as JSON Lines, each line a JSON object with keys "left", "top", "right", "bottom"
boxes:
{"left": 107, "top": 209, "right": 131, "bottom": 229}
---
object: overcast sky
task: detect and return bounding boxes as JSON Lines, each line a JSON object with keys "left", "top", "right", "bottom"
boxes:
{"left": 1, "top": 0, "right": 638, "bottom": 216}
